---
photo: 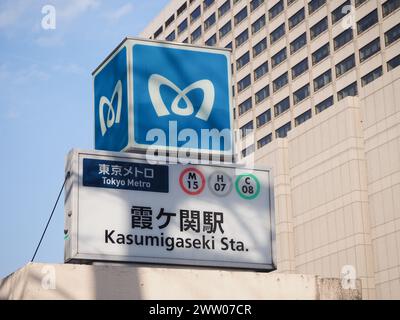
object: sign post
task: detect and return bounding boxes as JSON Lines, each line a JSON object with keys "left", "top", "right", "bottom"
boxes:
{"left": 64, "top": 149, "right": 275, "bottom": 271}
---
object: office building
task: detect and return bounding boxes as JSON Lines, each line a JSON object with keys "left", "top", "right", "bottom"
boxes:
{"left": 141, "top": 0, "right": 400, "bottom": 299}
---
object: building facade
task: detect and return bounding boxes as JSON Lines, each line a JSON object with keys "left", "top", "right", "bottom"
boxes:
{"left": 141, "top": 0, "right": 400, "bottom": 299}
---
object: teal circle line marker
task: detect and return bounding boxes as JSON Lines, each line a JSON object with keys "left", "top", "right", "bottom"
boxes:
{"left": 235, "top": 173, "right": 261, "bottom": 200}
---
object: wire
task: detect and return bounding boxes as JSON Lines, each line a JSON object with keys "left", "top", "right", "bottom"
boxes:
{"left": 31, "top": 171, "right": 70, "bottom": 263}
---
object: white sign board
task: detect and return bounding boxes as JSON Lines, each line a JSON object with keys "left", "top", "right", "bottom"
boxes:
{"left": 64, "top": 149, "right": 275, "bottom": 270}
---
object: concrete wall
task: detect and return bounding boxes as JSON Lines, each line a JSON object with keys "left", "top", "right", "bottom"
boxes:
{"left": 0, "top": 263, "right": 361, "bottom": 300}
{"left": 361, "top": 67, "right": 400, "bottom": 299}
{"left": 288, "top": 96, "right": 375, "bottom": 299}
{"left": 253, "top": 69, "right": 400, "bottom": 299}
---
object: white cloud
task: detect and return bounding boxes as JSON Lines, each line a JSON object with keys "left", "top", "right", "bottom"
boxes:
{"left": 4, "top": 109, "right": 21, "bottom": 120}
{"left": 52, "top": 63, "right": 85, "bottom": 75}
{"left": 0, "top": 63, "right": 50, "bottom": 85}
{"left": 105, "top": 3, "right": 134, "bottom": 22}
{"left": 35, "top": 34, "right": 65, "bottom": 47}
{"left": 13, "top": 64, "right": 50, "bottom": 84}
{"left": 0, "top": 0, "right": 34, "bottom": 29}
{"left": 0, "top": 64, "right": 9, "bottom": 81}
{"left": 58, "top": 0, "right": 100, "bottom": 21}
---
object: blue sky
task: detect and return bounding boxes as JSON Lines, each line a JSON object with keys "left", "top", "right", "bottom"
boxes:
{"left": 0, "top": 0, "right": 169, "bottom": 278}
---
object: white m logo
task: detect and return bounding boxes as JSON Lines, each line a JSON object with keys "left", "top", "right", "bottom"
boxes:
{"left": 99, "top": 80, "right": 122, "bottom": 136}
{"left": 148, "top": 74, "right": 215, "bottom": 121}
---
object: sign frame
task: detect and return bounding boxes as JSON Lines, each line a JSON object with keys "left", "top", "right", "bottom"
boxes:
{"left": 64, "top": 149, "right": 276, "bottom": 271}
{"left": 92, "top": 37, "right": 234, "bottom": 157}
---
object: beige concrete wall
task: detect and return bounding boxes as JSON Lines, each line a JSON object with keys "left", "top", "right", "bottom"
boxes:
{"left": 251, "top": 70, "right": 400, "bottom": 299}
{"left": 287, "top": 96, "right": 375, "bottom": 299}
{"left": 0, "top": 263, "right": 361, "bottom": 300}
{"left": 255, "top": 138, "right": 296, "bottom": 273}
{"left": 360, "top": 67, "right": 400, "bottom": 299}
{"left": 255, "top": 96, "right": 375, "bottom": 299}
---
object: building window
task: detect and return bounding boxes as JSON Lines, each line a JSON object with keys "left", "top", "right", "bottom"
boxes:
{"left": 270, "top": 23, "right": 285, "bottom": 44}
{"left": 359, "top": 38, "right": 381, "bottom": 63}
{"left": 178, "top": 19, "right": 188, "bottom": 34}
{"left": 191, "top": 6, "right": 201, "bottom": 22}
{"left": 165, "top": 14, "right": 175, "bottom": 28}
{"left": 385, "top": 23, "right": 400, "bottom": 46}
{"left": 382, "top": 0, "right": 400, "bottom": 18}
{"left": 273, "top": 72, "right": 289, "bottom": 92}
{"left": 177, "top": 3, "right": 187, "bottom": 16}
{"left": 295, "top": 109, "right": 312, "bottom": 126}
{"left": 334, "top": 28, "right": 353, "bottom": 50}
{"left": 308, "top": 0, "right": 326, "bottom": 15}
{"left": 235, "top": 7, "right": 248, "bottom": 25}
{"left": 312, "top": 43, "right": 330, "bottom": 65}
{"left": 357, "top": 9, "right": 378, "bottom": 35}
{"left": 241, "top": 144, "right": 255, "bottom": 158}
{"left": 291, "top": 58, "right": 308, "bottom": 79}
{"left": 287, "top": 0, "right": 297, "bottom": 6}
{"left": 219, "top": 21, "right": 232, "bottom": 38}
{"left": 154, "top": 26, "right": 163, "bottom": 39}
{"left": 361, "top": 66, "right": 383, "bottom": 87}
{"left": 225, "top": 42, "right": 233, "bottom": 49}
{"left": 336, "top": 54, "right": 355, "bottom": 77}
{"left": 255, "top": 85, "right": 270, "bottom": 104}
{"left": 239, "top": 97, "right": 253, "bottom": 115}
{"left": 276, "top": 122, "right": 292, "bottom": 138}
{"left": 337, "top": 81, "right": 358, "bottom": 101}
{"left": 293, "top": 84, "right": 310, "bottom": 104}
{"left": 253, "top": 38, "right": 267, "bottom": 57}
{"left": 235, "top": 29, "right": 249, "bottom": 47}
{"left": 240, "top": 121, "right": 254, "bottom": 138}
{"left": 310, "top": 17, "right": 328, "bottom": 40}
{"left": 355, "top": 0, "right": 368, "bottom": 8}
{"left": 269, "top": 0, "right": 284, "bottom": 20}
{"left": 251, "top": 0, "right": 264, "bottom": 11}
{"left": 204, "top": 0, "right": 215, "bottom": 10}
{"left": 191, "top": 26, "right": 202, "bottom": 42}
{"left": 274, "top": 96, "right": 290, "bottom": 116}
{"left": 258, "top": 133, "right": 272, "bottom": 149}
{"left": 387, "top": 54, "right": 400, "bottom": 71}
{"left": 271, "top": 48, "right": 287, "bottom": 67}
{"left": 256, "top": 109, "right": 271, "bottom": 127}
{"left": 254, "top": 62, "right": 269, "bottom": 80}
{"left": 205, "top": 34, "right": 217, "bottom": 46}
{"left": 204, "top": 13, "right": 216, "bottom": 30}
{"left": 166, "top": 31, "right": 176, "bottom": 41}
{"left": 238, "top": 74, "right": 251, "bottom": 92}
{"left": 290, "top": 33, "right": 307, "bottom": 54}
{"left": 236, "top": 51, "right": 250, "bottom": 70}
{"left": 331, "top": 0, "right": 351, "bottom": 24}
{"left": 313, "top": 69, "right": 332, "bottom": 91}
{"left": 218, "top": 0, "right": 231, "bottom": 17}
{"left": 183, "top": 38, "right": 189, "bottom": 43}
{"left": 252, "top": 15, "right": 266, "bottom": 34}
{"left": 289, "top": 8, "right": 305, "bottom": 30}
{"left": 315, "top": 95, "right": 334, "bottom": 113}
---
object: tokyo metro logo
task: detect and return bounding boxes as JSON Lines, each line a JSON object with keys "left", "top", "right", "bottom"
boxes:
{"left": 148, "top": 74, "right": 215, "bottom": 121}
{"left": 99, "top": 80, "right": 122, "bottom": 136}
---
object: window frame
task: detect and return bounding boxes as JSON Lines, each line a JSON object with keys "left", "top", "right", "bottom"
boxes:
{"left": 359, "top": 37, "right": 381, "bottom": 63}
{"left": 271, "top": 48, "right": 287, "bottom": 68}
{"left": 335, "top": 54, "right": 356, "bottom": 77}
{"left": 312, "top": 43, "right": 330, "bottom": 65}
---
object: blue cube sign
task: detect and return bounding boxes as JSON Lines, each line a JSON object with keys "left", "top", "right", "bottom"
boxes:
{"left": 93, "top": 38, "right": 233, "bottom": 155}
